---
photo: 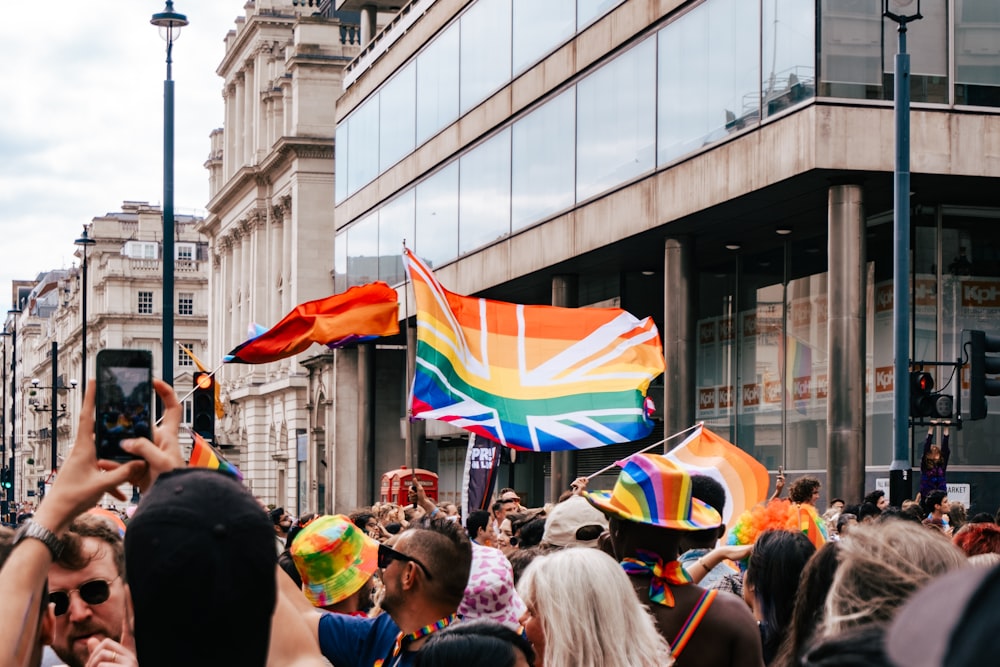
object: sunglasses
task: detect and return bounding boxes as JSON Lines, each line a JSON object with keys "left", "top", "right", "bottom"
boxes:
{"left": 50, "top": 576, "right": 120, "bottom": 617}
{"left": 377, "top": 543, "right": 434, "bottom": 580}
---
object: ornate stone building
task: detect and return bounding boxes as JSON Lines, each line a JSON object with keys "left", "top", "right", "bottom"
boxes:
{"left": 200, "top": 2, "right": 363, "bottom": 514}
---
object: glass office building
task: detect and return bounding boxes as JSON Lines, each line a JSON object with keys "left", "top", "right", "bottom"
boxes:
{"left": 333, "top": 0, "right": 1000, "bottom": 509}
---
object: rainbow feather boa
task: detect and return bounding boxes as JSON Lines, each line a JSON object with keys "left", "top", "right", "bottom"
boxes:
{"left": 726, "top": 499, "right": 828, "bottom": 552}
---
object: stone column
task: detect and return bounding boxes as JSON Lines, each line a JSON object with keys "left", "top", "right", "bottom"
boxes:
{"left": 827, "top": 182, "right": 866, "bottom": 505}
{"left": 663, "top": 237, "right": 697, "bottom": 444}
{"left": 549, "top": 275, "right": 578, "bottom": 502}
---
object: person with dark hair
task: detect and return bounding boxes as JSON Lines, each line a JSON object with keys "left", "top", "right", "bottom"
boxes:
{"left": 862, "top": 490, "right": 887, "bottom": 511}
{"left": 350, "top": 510, "right": 379, "bottom": 539}
{"left": 466, "top": 509, "right": 494, "bottom": 547}
{"left": 271, "top": 506, "right": 293, "bottom": 554}
{"left": 921, "top": 489, "right": 951, "bottom": 533}
{"left": 586, "top": 454, "right": 763, "bottom": 667}
{"left": 282, "top": 497, "right": 474, "bottom": 667}
{"left": 788, "top": 476, "right": 821, "bottom": 506}
{"left": 48, "top": 514, "right": 133, "bottom": 667}
{"left": 416, "top": 619, "right": 534, "bottom": 667}
{"left": 919, "top": 423, "right": 950, "bottom": 500}
{"left": 770, "top": 542, "right": 840, "bottom": 667}
{"left": 678, "top": 474, "right": 744, "bottom": 595}
{"left": 968, "top": 512, "right": 995, "bottom": 524}
{"left": 800, "top": 623, "right": 892, "bottom": 667}
{"left": 513, "top": 517, "right": 545, "bottom": 549}
{"left": 835, "top": 513, "right": 858, "bottom": 538}
{"left": 856, "top": 502, "right": 880, "bottom": 524}
{"left": 743, "top": 529, "right": 817, "bottom": 664}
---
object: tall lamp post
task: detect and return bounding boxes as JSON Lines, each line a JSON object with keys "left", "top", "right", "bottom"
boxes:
{"left": 151, "top": 1, "right": 188, "bottom": 388}
{"left": 1, "top": 329, "right": 9, "bottom": 520}
{"left": 74, "top": 226, "right": 96, "bottom": 389}
{"left": 6, "top": 307, "right": 20, "bottom": 508}
{"left": 885, "top": 0, "right": 922, "bottom": 507}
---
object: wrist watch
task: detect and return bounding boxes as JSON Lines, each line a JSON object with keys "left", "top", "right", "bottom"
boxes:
{"left": 13, "top": 519, "right": 64, "bottom": 560}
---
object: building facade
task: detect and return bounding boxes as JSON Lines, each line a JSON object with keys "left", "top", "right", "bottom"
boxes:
{"left": 3, "top": 201, "right": 209, "bottom": 504}
{"left": 200, "top": 2, "right": 366, "bottom": 515}
{"left": 331, "top": 0, "right": 1000, "bottom": 510}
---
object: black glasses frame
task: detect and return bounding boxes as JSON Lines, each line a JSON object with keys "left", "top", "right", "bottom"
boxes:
{"left": 50, "top": 575, "right": 120, "bottom": 616}
{"left": 377, "top": 543, "right": 434, "bottom": 580}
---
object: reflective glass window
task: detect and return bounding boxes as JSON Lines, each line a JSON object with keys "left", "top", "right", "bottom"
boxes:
{"left": 459, "top": 128, "right": 512, "bottom": 254}
{"left": 818, "top": 0, "right": 883, "bottom": 99}
{"left": 577, "top": 0, "right": 626, "bottom": 31}
{"left": 346, "top": 212, "right": 379, "bottom": 288}
{"left": 379, "top": 63, "right": 417, "bottom": 172}
{"left": 577, "top": 37, "right": 656, "bottom": 202}
{"left": 955, "top": 0, "right": 1000, "bottom": 106}
{"left": 883, "top": 1, "right": 948, "bottom": 103}
{"left": 379, "top": 190, "right": 415, "bottom": 286}
{"left": 415, "top": 162, "right": 459, "bottom": 268}
{"left": 762, "top": 0, "right": 816, "bottom": 118}
{"left": 346, "top": 97, "right": 380, "bottom": 195}
{"left": 460, "top": 0, "right": 512, "bottom": 114}
{"left": 416, "top": 23, "right": 460, "bottom": 145}
{"left": 658, "top": 0, "right": 759, "bottom": 165}
{"left": 511, "top": 89, "right": 575, "bottom": 231}
{"left": 334, "top": 230, "right": 348, "bottom": 293}
{"left": 335, "top": 124, "right": 347, "bottom": 204}
{"left": 513, "top": 0, "right": 575, "bottom": 75}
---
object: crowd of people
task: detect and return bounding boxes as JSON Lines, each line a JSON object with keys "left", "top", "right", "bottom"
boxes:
{"left": 1, "top": 379, "right": 999, "bottom": 667}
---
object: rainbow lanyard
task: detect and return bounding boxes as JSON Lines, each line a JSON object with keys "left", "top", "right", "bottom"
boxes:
{"left": 375, "top": 613, "right": 461, "bottom": 666}
{"left": 621, "top": 549, "right": 693, "bottom": 607}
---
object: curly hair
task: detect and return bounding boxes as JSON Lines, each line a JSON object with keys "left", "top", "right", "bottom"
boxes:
{"left": 789, "top": 477, "right": 821, "bottom": 504}
{"left": 821, "top": 521, "right": 966, "bottom": 637}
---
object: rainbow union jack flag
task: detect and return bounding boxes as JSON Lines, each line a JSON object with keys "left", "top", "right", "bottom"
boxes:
{"left": 405, "top": 249, "right": 665, "bottom": 452}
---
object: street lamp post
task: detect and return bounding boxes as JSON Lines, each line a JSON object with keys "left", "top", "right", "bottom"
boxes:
{"left": 151, "top": 1, "right": 188, "bottom": 388}
{"left": 885, "top": 0, "right": 922, "bottom": 507}
{"left": 6, "top": 307, "right": 20, "bottom": 507}
{"left": 74, "top": 226, "right": 96, "bottom": 389}
{"left": 1, "top": 330, "right": 8, "bottom": 520}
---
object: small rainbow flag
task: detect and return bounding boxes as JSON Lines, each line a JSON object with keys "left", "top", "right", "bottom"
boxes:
{"left": 188, "top": 430, "right": 243, "bottom": 481}
{"left": 405, "top": 248, "right": 665, "bottom": 452}
{"left": 224, "top": 283, "right": 400, "bottom": 364}
{"left": 665, "top": 424, "right": 770, "bottom": 529}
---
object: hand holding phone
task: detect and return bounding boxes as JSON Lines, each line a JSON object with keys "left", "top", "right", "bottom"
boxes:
{"left": 95, "top": 350, "right": 153, "bottom": 461}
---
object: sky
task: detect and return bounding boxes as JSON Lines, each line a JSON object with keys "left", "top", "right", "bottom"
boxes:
{"left": 0, "top": 2, "right": 244, "bottom": 315}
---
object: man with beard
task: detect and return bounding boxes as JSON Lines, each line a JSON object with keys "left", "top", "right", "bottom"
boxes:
{"left": 280, "top": 517, "right": 473, "bottom": 667}
{"left": 47, "top": 514, "right": 136, "bottom": 667}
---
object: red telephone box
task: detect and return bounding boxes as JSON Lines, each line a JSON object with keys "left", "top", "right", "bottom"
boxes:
{"left": 380, "top": 466, "right": 439, "bottom": 505}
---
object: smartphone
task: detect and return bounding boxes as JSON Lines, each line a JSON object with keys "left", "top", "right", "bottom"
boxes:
{"left": 95, "top": 349, "right": 153, "bottom": 460}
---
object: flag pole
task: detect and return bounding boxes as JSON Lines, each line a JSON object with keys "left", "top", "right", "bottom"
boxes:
{"left": 403, "top": 243, "right": 416, "bottom": 472}
{"left": 585, "top": 422, "right": 704, "bottom": 480}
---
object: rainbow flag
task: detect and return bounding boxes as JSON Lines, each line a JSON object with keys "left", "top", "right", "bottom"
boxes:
{"left": 405, "top": 248, "right": 665, "bottom": 452}
{"left": 188, "top": 430, "right": 243, "bottom": 481}
{"left": 224, "top": 283, "right": 400, "bottom": 364}
{"left": 664, "top": 424, "right": 770, "bottom": 529}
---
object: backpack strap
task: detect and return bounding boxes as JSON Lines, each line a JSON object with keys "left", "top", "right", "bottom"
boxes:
{"left": 670, "top": 588, "right": 717, "bottom": 658}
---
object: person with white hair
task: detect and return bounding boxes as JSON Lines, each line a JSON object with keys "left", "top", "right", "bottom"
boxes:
{"left": 517, "top": 547, "right": 672, "bottom": 667}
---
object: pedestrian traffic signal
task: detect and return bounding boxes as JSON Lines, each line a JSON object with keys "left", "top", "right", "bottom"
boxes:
{"left": 910, "top": 371, "right": 953, "bottom": 419}
{"left": 192, "top": 372, "right": 216, "bottom": 444}
{"left": 1, "top": 468, "right": 11, "bottom": 489}
{"left": 968, "top": 329, "right": 1000, "bottom": 420}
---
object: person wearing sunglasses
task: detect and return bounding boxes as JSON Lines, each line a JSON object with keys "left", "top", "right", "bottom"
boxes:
{"left": 48, "top": 513, "right": 135, "bottom": 667}
{"left": 280, "top": 517, "right": 473, "bottom": 667}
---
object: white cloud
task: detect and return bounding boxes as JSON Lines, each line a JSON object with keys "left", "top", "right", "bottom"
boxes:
{"left": 0, "top": 2, "right": 239, "bottom": 314}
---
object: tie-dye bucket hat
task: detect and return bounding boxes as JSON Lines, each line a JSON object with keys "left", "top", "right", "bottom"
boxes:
{"left": 586, "top": 454, "right": 722, "bottom": 530}
{"left": 290, "top": 514, "right": 379, "bottom": 607}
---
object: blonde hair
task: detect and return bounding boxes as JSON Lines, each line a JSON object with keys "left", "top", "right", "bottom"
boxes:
{"left": 822, "top": 520, "right": 967, "bottom": 636}
{"left": 517, "top": 548, "right": 672, "bottom": 667}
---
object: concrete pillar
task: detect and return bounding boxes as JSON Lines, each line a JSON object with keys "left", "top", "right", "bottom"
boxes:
{"left": 357, "top": 343, "right": 374, "bottom": 504}
{"left": 663, "top": 237, "right": 697, "bottom": 445}
{"left": 827, "top": 182, "right": 867, "bottom": 505}
{"left": 361, "top": 5, "right": 378, "bottom": 47}
{"left": 549, "top": 275, "right": 578, "bottom": 502}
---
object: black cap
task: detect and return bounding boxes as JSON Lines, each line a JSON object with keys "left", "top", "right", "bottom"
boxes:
{"left": 125, "top": 468, "right": 276, "bottom": 667}
{"left": 887, "top": 563, "right": 1000, "bottom": 667}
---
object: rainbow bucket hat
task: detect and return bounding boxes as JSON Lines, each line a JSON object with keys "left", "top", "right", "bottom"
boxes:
{"left": 290, "top": 514, "right": 379, "bottom": 607}
{"left": 586, "top": 454, "right": 722, "bottom": 530}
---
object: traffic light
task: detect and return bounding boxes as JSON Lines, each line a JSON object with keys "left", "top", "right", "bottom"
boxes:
{"left": 910, "top": 371, "right": 953, "bottom": 419}
{"left": 968, "top": 329, "right": 1000, "bottom": 420}
{"left": 1, "top": 468, "right": 11, "bottom": 490}
{"left": 192, "top": 372, "right": 216, "bottom": 444}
